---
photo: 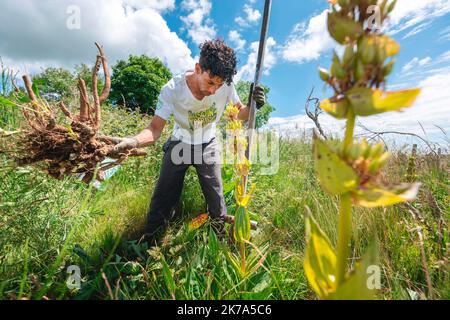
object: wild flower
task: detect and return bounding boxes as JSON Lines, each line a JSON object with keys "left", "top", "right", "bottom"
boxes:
{"left": 223, "top": 102, "right": 262, "bottom": 278}
{"left": 304, "top": 0, "right": 421, "bottom": 299}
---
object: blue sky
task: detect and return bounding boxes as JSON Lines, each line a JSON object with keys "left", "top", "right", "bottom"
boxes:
{"left": 159, "top": 0, "right": 450, "bottom": 117}
{"left": 0, "top": 0, "right": 449, "bottom": 144}
{"left": 163, "top": 0, "right": 334, "bottom": 119}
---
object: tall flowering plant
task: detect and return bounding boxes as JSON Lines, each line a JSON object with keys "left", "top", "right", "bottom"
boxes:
{"left": 304, "top": 0, "right": 421, "bottom": 299}
{"left": 223, "top": 103, "right": 261, "bottom": 279}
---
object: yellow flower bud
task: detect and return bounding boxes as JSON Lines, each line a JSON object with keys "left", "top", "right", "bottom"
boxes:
{"left": 235, "top": 157, "right": 251, "bottom": 177}
{"left": 375, "top": 40, "right": 387, "bottom": 64}
{"left": 331, "top": 53, "right": 346, "bottom": 79}
{"left": 368, "top": 159, "right": 381, "bottom": 174}
{"left": 355, "top": 58, "right": 365, "bottom": 81}
{"left": 387, "top": 0, "right": 397, "bottom": 13}
{"left": 377, "top": 152, "right": 390, "bottom": 168}
{"left": 224, "top": 103, "right": 240, "bottom": 121}
{"left": 382, "top": 60, "right": 395, "bottom": 77}
{"left": 342, "top": 45, "right": 355, "bottom": 67}
{"left": 369, "top": 143, "right": 385, "bottom": 159}
{"left": 226, "top": 120, "right": 243, "bottom": 131}
{"left": 319, "top": 68, "right": 330, "bottom": 82}
{"left": 360, "top": 36, "right": 376, "bottom": 65}
{"left": 338, "top": 0, "right": 350, "bottom": 6}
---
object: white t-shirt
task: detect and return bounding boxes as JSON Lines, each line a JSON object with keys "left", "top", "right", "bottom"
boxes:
{"left": 155, "top": 70, "right": 241, "bottom": 145}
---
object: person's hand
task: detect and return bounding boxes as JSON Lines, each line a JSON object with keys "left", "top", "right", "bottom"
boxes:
{"left": 112, "top": 136, "right": 139, "bottom": 154}
{"left": 251, "top": 83, "right": 266, "bottom": 109}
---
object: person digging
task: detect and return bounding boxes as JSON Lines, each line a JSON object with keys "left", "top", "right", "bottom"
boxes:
{"left": 113, "top": 39, "right": 266, "bottom": 246}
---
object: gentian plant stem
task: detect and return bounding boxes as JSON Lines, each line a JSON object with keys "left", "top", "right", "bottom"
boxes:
{"left": 336, "top": 192, "right": 352, "bottom": 286}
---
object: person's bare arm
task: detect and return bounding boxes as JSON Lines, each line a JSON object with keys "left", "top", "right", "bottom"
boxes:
{"left": 112, "top": 115, "right": 166, "bottom": 153}
{"left": 134, "top": 115, "right": 167, "bottom": 147}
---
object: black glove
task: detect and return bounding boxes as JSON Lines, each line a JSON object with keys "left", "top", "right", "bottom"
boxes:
{"left": 250, "top": 83, "right": 266, "bottom": 110}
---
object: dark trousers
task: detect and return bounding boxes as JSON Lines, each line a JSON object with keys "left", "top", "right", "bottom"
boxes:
{"left": 145, "top": 137, "right": 226, "bottom": 242}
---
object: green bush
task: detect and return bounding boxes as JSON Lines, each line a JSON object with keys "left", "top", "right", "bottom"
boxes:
{"left": 109, "top": 55, "right": 172, "bottom": 113}
{"left": 32, "top": 67, "right": 76, "bottom": 98}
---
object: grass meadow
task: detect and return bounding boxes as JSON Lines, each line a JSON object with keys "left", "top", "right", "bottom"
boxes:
{"left": 0, "top": 99, "right": 448, "bottom": 300}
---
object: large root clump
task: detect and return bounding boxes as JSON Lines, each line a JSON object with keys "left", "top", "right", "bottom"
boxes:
{"left": 11, "top": 43, "right": 146, "bottom": 183}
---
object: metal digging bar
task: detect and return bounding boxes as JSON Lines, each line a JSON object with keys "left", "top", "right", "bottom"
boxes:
{"left": 244, "top": 0, "right": 272, "bottom": 192}
{"left": 226, "top": 0, "right": 273, "bottom": 231}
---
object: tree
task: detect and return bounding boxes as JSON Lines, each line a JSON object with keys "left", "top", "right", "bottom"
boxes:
{"left": 109, "top": 55, "right": 172, "bottom": 113}
{"left": 235, "top": 81, "right": 274, "bottom": 129}
{"left": 32, "top": 67, "right": 76, "bottom": 98}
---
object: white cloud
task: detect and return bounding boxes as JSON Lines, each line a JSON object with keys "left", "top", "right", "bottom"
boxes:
{"left": 234, "top": 17, "right": 247, "bottom": 27}
{"left": 281, "top": 10, "right": 335, "bottom": 64}
{"left": 123, "top": 0, "right": 175, "bottom": 12}
{"left": 180, "top": 0, "right": 216, "bottom": 45}
{"left": 236, "top": 37, "right": 277, "bottom": 82}
{"left": 0, "top": 0, "right": 194, "bottom": 75}
{"left": 439, "top": 26, "right": 450, "bottom": 42}
{"left": 401, "top": 22, "right": 433, "bottom": 39}
{"left": 396, "top": 50, "right": 450, "bottom": 85}
{"left": 387, "top": 0, "right": 450, "bottom": 35}
{"left": 402, "top": 57, "right": 432, "bottom": 73}
{"left": 281, "top": 0, "right": 450, "bottom": 64}
{"left": 268, "top": 52, "right": 450, "bottom": 146}
{"left": 244, "top": 5, "right": 262, "bottom": 23}
{"left": 235, "top": 4, "right": 261, "bottom": 27}
{"left": 228, "top": 30, "right": 246, "bottom": 51}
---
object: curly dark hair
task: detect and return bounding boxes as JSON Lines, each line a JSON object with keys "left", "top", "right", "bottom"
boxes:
{"left": 199, "top": 39, "right": 237, "bottom": 85}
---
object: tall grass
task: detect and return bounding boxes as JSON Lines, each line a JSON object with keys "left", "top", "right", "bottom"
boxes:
{"left": 0, "top": 98, "right": 448, "bottom": 300}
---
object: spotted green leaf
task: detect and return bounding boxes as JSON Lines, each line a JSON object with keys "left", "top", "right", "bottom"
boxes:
{"left": 314, "top": 136, "right": 359, "bottom": 195}
{"left": 346, "top": 88, "right": 421, "bottom": 116}
{"left": 353, "top": 183, "right": 420, "bottom": 208}
{"left": 320, "top": 97, "right": 350, "bottom": 119}
{"left": 304, "top": 211, "right": 337, "bottom": 299}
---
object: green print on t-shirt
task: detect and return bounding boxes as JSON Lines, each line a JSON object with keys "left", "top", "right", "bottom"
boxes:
{"left": 188, "top": 104, "right": 217, "bottom": 131}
